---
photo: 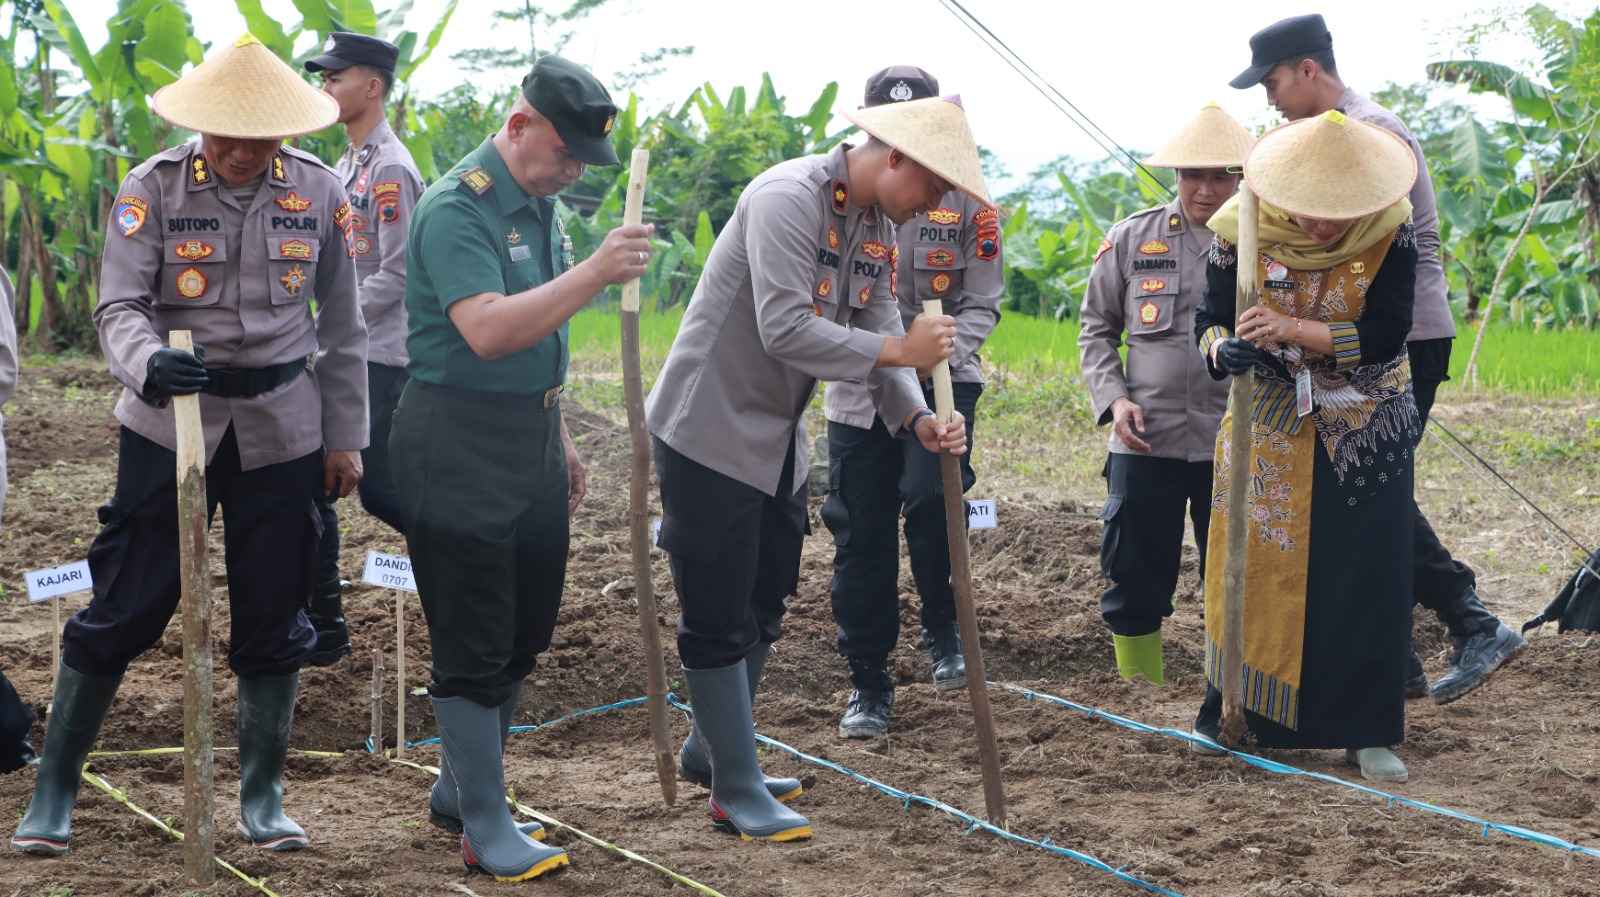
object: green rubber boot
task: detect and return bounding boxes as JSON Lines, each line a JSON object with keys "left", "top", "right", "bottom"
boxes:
{"left": 1113, "top": 631, "right": 1164, "bottom": 685}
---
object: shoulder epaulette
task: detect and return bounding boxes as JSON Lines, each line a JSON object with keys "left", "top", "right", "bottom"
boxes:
{"left": 278, "top": 144, "right": 338, "bottom": 177}
{"left": 457, "top": 167, "right": 493, "bottom": 197}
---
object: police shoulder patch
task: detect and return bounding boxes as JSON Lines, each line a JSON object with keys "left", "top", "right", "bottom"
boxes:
{"left": 460, "top": 167, "right": 493, "bottom": 196}
{"left": 831, "top": 180, "right": 848, "bottom": 215}
{"left": 1094, "top": 237, "right": 1113, "bottom": 263}
{"left": 272, "top": 155, "right": 287, "bottom": 183}
{"left": 114, "top": 195, "right": 149, "bottom": 237}
{"left": 373, "top": 180, "right": 401, "bottom": 198}
{"left": 973, "top": 207, "right": 999, "bottom": 261}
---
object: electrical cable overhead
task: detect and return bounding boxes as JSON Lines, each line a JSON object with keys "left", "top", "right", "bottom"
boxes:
{"left": 936, "top": 0, "right": 1173, "bottom": 199}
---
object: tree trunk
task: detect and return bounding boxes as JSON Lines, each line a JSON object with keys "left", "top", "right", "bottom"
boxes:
{"left": 22, "top": 194, "right": 62, "bottom": 345}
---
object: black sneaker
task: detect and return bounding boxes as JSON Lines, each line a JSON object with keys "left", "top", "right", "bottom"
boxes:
{"left": 1429, "top": 623, "right": 1526, "bottom": 705}
{"left": 923, "top": 625, "right": 967, "bottom": 692}
{"left": 839, "top": 687, "right": 894, "bottom": 739}
{"left": 1404, "top": 649, "right": 1429, "bottom": 700}
{"left": 304, "top": 592, "right": 351, "bottom": 667}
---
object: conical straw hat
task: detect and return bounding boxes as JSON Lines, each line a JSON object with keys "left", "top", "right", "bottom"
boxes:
{"left": 844, "top": 95, "right": 992, "bottom": 207}
{"left": 1244, "top": 110, "right": 1417, "bottom": 219}
{"left": 1144, "top": 102, "right": 1254, "bottom": 169}
{"left": 152, "top": 35, "right": 338, "bottom": 140}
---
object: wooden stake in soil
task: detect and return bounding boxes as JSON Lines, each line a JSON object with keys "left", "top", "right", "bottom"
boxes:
{"left": 395, "top": 591, "right": 405, "bottom": 756}
{"left": 1220, "top": 185, "right": 1259, "bottom": 747}
{"left": 52, "top": 596, "right": 60, "bottom": 692}
{"left": 920, "top": 300, "right": 1006, "bottom": 829}
{"left": 617, "top": 148, "right": 676, "bottom": 807}
{"left": 370, "top": 647, "right": 385, "bottom": 756}
{"left": 170, "top": 329, "right": 215, "bottom": 886}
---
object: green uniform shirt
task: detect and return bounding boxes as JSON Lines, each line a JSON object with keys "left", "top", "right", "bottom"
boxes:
{"left": 405, "top": 137, "right": 572, "bottom": 394}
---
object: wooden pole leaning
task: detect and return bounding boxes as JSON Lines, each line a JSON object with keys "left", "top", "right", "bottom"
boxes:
{"left": 395, "top": 592, "right": 406, "bottom": 756}
{"left": 618, "top": 148, "right": 676, "bottom": 807}
{"left": 919, "top": 300, "right": 1006, "bottom": 828}
{"left": 1220, "top": 185, "right": 1260, "bottom": 747}
{"left": 370, "top": 647, "right": 385, "bottom": 756}
{"left": 170, "top": 329, "right": 215, "bottom": 886}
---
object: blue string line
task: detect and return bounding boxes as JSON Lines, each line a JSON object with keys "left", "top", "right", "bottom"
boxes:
{"left": 1001, "top": 683, "right": 1600, "bottom": 861}
{"left": 665, "top": 694, "right": 1190, "bottom": 897}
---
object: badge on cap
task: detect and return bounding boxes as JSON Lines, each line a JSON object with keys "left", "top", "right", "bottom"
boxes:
{"left": 191, "top": 157, "right": 210, "bottom": 186}
{"left": 1140, "top": 300, "right": 1160, "bottom": 325}
{"left": 114, "top": 195, "right": 148, "bottom": 237}
{"left": 888, "top": 80, "right": 914, "bottom": 102}
{"left": 927, "top": 248, "right": 956, "bottom": 268}
{"left": 1139, "top": 240, "right": 1169, "bottom": 255}
{"left": 817, "top": 277, "right": 832, "bottom": 299}
{"left": 280, "top": 265, "right": 307, "bottom": 296}
{"left": 927, "top": 208, "right": 961, "bottom": 226}
{"left": 832, "top": 181, "right": 848, "bottom": 215}
{"left": 279, "top": 239, "right": 313, "bottom": 260}
{"left": 974, "top": 208, "right": 999, "bottom": 260}
{"left": 275, "top": 192, "right": 313, "bottom": 212}
{"left": 603, "top": 113, "right": 615, "bottom": 136}
{"left": 176, "top": 267, "right": 208, "bottom": 299}
{"left": 1140, "top": 278, "right": 1166, "bottom": 293}
{"left": 174, "top": 240, "right": 214, "bottom": 261}
{"left": 931, "top": 272, "right": 952, "bottom": 294}
{"left": 324, "top": 37, "right": 337, "bottom": 53}
{"left": 827, "top": 227, "right": 840, "bottom": 250}
{"left": 861, "top": 241, "right": 889, "bottom": 260}
{"left": 461, "top": 167, "right": 493, "bottom": 196}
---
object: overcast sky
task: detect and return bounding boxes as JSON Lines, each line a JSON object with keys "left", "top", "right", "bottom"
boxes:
{"left": 55, "top": 0, "right": 1590, "bottom": 189}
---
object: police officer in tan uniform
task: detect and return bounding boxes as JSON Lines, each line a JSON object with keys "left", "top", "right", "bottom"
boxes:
{"left": 13, "top": 36, "right": 366, "bottom": 857}
{"left": 823, "top": 67, "right": 1003, "bottom": 739}
{"left": 648, "top": 96, "right": 985, "bottom": 843}
{"left": 303, "top": 32, "right": 425, "bottom": 665}
{"left": 1078, "top": 104, "right": 1249, "bottom": 686}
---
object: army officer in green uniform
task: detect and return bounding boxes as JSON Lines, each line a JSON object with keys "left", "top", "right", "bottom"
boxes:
{"left": 392, "top": 54, "right": 651, "bottom": 883}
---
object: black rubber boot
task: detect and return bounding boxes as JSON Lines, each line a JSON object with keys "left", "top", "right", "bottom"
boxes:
{"left": 923, "top": 624, "right": 967, "bottom": 692}
{"left": 429, "top": 683, "right": 544, "bottom": 840}
{"left": 685, "top": 662, "right": 812, "bottom": 841}
{"left": 11, "top": 664, "right": 122, "bottom": 856}
{"left": 305, "top": 501, "right": 351, "bottom": 667}
{"left": 1405, "top": 649, "right": 1429, "bottom": 700}
{"left": 838, "top": 658, "right": 893, "bottom": 739}
{"left": 237, "top": 673, "right": 309, "bottom": 851}
{"left": 679, "top": 643, "right": 803, "bottom": 802}
{"left": 433, "top": 695, "right": 569, "bottom": 881}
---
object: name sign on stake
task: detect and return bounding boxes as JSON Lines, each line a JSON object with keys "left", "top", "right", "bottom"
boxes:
{"left": 362, "top": 551, "right": 417, "bottom": 592}
{"left": 25, "top": 561, "right": 93, "bottom": 603}
{"left": 967, "top": 499, "right": 997, "bottom": 530}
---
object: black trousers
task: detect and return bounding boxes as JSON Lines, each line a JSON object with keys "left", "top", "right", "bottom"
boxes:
{"left": 62, "top": 426, "right": 321, "bottom": 678}
{"left": 823, "top": 382, "right": 980, "bottom": 663}
{"left": 655, "top": 437, "right": 808, "bottom": 670}
{"left": 391, "top": 380, "right": 568, "bottom": 708}
{"left": 0, "top": 670, "right": 34, "bottom": 773}
{"left": 1098, "top": 452, "right": 1214, "bottom": 637}
{"left": 1407, "top": 338, "right": 1484, "bottom": 636}
{"left": 313, "top": 362, "right": 408, "bottom": 594}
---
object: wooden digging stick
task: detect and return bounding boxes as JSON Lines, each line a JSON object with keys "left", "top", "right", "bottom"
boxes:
{"left": 921, "top": 300, "right": 1006, "bottom": 828}
{"left": 1220, "top": 185, "right": 1260, "bottom": 747}
{"left": 171, "top": 330, "right": 215, "bottom": 886}
{"left": 395, "top": 591, "right": 406, "bottom": 756}
{"left": 619, "top": 147, "right": 675, "bottom": 807}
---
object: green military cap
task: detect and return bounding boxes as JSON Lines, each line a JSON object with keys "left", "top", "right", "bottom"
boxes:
{"left": 521, "top": 55, "right": 620, "bottom": 166}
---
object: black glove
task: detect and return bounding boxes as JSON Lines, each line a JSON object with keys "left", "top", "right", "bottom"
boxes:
{"left": 143, "top": 345, "right": 208, "bottom": 400}
{"left": 1214, "top": 337, "right": 1267, "bottom": 375}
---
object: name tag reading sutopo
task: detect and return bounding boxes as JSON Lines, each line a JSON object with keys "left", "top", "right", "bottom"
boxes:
{"left": 363, "top": 550, "right": 418, "bottom": 592}
{"left": 25, "top": 561, "right": 94, "bottom": 603}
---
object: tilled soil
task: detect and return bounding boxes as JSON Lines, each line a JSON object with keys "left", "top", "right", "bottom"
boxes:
{"left": 1, "top": 359, "right": 1596, "bottom": 897}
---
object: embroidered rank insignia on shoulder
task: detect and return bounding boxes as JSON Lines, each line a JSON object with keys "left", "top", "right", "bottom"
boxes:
{"left": 1140, "top": 278, "right": 1167, "bottom": 293}
{"left": 272, "top": 155, "right": 287, "bottom": 182}
{"left": 1168, "top": 213, "right": 1182, "bottom": 233}
{"left": 861, "top": 240, "right": 889, "bottom": 260}
{"left": 927, "top": 248, "right": 956, "bottom": 268}
{"left": 191, "top": 157, "right": 210, "bottom": 185}
{"left": 1094, "top": 237, "right": 1112, "bottom": 262}
{"left": 114, "top": 195, "right": 148, "bottom": 237}
{"left": 175, "top": 267, "right": 208, "bottom": 298}
{"left": 275, "top": 192, "right": 313, "bottom": 212}
{"left": 1140, "top": 299, "right": 1159, "bottom": 325}
{"left": 927, "top": 207, "right": 961, "bottom": 225}
{"left": 174, "top": 240, "right": 213, "bottom": 261}
{"left": 280, "top": 265, "right": 307, "bottom": 296}
{"left": 973, "top": 207, "right": 999, "bottom": 260}
{"left": 831, "top": 180, "right": 848, "bottom": 214}
{"left": 931, "top": 272, "right": 952, "bottom": 294}
{"left": 816, "top": 277, "right": 832, "bottom": 299}
{"left": 828, "top": 227, "right": 840, "bottom": 250}
{"left": 1139, "top": 240, "right": 1169, "bottom": 255}
{"left": 461, "top": 167, "right": 493, "bottom": 195}
{"left": 373, "top": 181, "right": 401, "bottom": 198}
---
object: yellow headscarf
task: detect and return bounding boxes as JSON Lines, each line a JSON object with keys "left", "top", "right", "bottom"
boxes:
{"left": 1206, "top": 194, "right": 1412, "bottom": 270}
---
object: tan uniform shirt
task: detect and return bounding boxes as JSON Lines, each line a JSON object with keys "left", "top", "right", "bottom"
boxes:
{"left": 647, "top": 145, "right": 924, "bottom": 496}
{"left": 824, "top": 189, "right": 1003, "bottom": 428}
{"left": 1339, "top": 88, "right": 1453, "bottom": 342}
{"left": 1078, "top": 199, "right": 1227, "bottom": 462}
{"left": 0, "top": 264, "right": 16, "bottom": 525}
{"left": 96, "top": 142, "right": 368, "bottom": 471}
{"left": 337, "top": 119, "right": 423, "bottom": 367}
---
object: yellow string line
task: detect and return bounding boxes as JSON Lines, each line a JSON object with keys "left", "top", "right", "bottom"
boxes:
{"left": 80, "top": 767, "right": 283, "bottom": 897}
{"left": 387, "top": 755, "right": 729, "bottom": 897}
{"left": 88, "top": 746, "right": 344, "bottom": 759}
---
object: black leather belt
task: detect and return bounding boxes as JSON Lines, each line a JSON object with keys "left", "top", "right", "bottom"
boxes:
{"left": 202, "top": 356, "right": 309, "bottom": 398}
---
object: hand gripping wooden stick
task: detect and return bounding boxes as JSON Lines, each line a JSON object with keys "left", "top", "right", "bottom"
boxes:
{"left": 171, "top": 330, "right": 215, "bottom": 885}
{"left": 920, "top": 300, "right": 1007, "bottom": 828}
{"left": 1220, "top": 185, "right": 1260, "bottom": 747}
{"left": 619, "top": 148, "right": 676, "bottom": 806}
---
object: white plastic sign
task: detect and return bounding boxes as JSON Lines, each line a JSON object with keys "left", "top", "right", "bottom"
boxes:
{"left": 362, "top": 551, "right": 417, "bottom": 592}
{"left": 25, "top": 561, "right": 94, "bottom": 603}
{"left": 967, "top": 499, "right": 997, "bottom": 530}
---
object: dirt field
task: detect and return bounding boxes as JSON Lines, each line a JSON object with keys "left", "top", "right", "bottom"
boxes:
{"left": 1, "top": 358, "right": 1596, "bottom": 897}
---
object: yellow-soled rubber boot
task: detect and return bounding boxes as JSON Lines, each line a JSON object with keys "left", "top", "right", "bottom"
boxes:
{"left": 1112, "top": 632, "right": 1164, "bottom": 685}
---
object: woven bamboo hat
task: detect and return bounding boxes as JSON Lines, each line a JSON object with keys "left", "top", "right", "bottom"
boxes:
{"left": 1144, "top": 102, "right": 1254, "bottom": 169}
{"left": 844, "top": 95, "right": 992, "bottom": 207}
{"left": 1244, "top": 109, "right": 1417, "bottom": 218}
{"left": 152, "top": 35, "right": 338, "bottom": 139}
